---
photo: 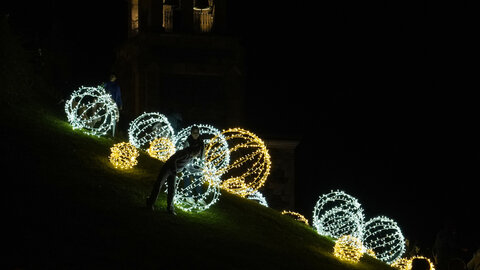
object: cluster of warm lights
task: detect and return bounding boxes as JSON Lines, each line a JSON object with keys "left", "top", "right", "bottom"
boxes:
{"left": 362, "top": 216, "right": 405, "bottom": 264}
{"left": 109, "top": 142, "right": 140, "bottom": 169}
{"left": 205, "top": 128, "right": 271, "bottom": 197}
{"left": 312, "top": 190, "right": 365, "bottom": 239}
{"left": 65, "top": 85, "right": 119, "bottom": 136}
{"left": 128, "top": 112, "right": 175, "bottom": 150}
{"left": 391, "top": 256, "right": 436, "bottom": 270}
{"left": 147, "top": 137, "right": 176, "bottom": 162}
{"left": 281, "top": 210, "right": 309, "bottom": 225}
{"left": 333, "top": 235, "right": 365, "bottom": 263}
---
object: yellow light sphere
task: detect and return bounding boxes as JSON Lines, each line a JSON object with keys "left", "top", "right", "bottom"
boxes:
{"left": 109, "top": 142, "right": 139, "bottom": 169}
{"left": 333, "top": 235, "right": 364, "bottom": 263}
{"left": 147, "top": 137, "right": 175, "bottom": 162}
{"left": 205, "top": 127, "right": 271, "bottom": 197}
{"left": 391, "top": 257, "right": 410, "bottom": 270}
{"left": 408, "top": 256, "right": 436, "bottom": 270}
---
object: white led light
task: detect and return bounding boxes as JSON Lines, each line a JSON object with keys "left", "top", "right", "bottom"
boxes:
{"left": 128, "top": 112, "right": 175, "bottom": 150}
{"left": 362, "top": 216, "right": 405, "bottom": 264}
{"left": 173, "top": 160, "right": 221, "bottom": 212}
{"left": 65, "top": 85, "right": 119, "bottom": 136}
{"left": 312, "top": 190, "right": 365, "bottom": 239}
{"left": 246, "top": 190, "right": 269, "bottom": 207}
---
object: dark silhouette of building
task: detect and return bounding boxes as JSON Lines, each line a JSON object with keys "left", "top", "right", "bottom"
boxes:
{"left": 114, "top": 0, "right": 245, "bottom": 128}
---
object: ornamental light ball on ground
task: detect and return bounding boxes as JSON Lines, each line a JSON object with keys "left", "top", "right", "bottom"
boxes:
{"left": 362, "top": 216, "right": 405, "bottom": 264}
{"left": 333, "top": 235, "right": 364, "bottom": 263}
{"left": 65, "top": 85, "right": 119, "bottom": 136}
{"left": 147, "top": 137, "right": 176, "bottom": 162}
{"left": 172, "top": 160, "right": 221, "bottom": 212}
{"left": 109, "top": 142, "right": 140, "bottom": 169}
{"left": 312, "top": 190, "right": 365, "bottom": 239}
{"left": 205, "top": 128, "right": 271, "bottom": 197}
{"left": 281, "top": 210, "right": 309, "bottom": 225}
{"left": 174, "top": 124, "right": 230, "bottom": 172}
{"left": 246, "top": 190, "right": 269, "bottom": 207}
{"left": 128, "top": 112, "right": 175, "bottom": 150}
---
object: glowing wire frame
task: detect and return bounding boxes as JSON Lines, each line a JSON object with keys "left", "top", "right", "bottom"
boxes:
{"left": 65, "top": 85, "right": 119, "bottom": 136}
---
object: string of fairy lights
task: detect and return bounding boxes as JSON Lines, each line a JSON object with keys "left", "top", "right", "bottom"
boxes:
{"left": 205, "top": 128, "right": 271, "bottom": 197}
{"left": 65, "top": 85, "right": 119, "bottom": 136}
{"left": 64, "top": 86, "right": 433, "bottom": 268}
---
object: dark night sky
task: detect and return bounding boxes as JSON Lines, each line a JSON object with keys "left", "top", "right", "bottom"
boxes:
{"left": 4, "top": 0, "right": 477, "bottom": 251}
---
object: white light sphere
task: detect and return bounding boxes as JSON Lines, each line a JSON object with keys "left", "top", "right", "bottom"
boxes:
{"left": 65, "top": 85, "right": 119, "bottom": 136}
{"left": 128, "top": 112, "right": 175, "bottom": 150}
{"left": 362, "top": 216, "right": 405, "bottom": 264}
{"left": 174, "top": 124, "right": 230, "bottom": 172}
{"left": 312, "top": 190, "right": 365, "bottom": 239}
{"left": 173, "top": 160, "right": 221, "bottom": 213}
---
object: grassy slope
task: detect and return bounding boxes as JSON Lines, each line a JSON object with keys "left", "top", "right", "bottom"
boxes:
{"left": 3, "top": 103, "right": 395, "bottom": 270}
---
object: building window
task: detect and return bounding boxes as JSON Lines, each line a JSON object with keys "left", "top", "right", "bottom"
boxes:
{"left": 131, "top": 0, "right": 139, "bottom": 34}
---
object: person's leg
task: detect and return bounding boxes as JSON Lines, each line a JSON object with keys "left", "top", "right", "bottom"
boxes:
{"left": 166, "top": 173, "right": 177, "bottom": 214}
{"left": 147, "top": 167, "right": 170, "bottom": 208}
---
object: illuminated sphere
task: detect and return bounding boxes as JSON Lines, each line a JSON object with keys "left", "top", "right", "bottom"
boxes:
{"left": 407, "top": 256, "right": 436, "bottom": 270}
{"left": 312, "top": 190, "right": 365, "bottom": 239}
{"left": 206, "top": 128, "right": 271, "bottom": 197}
{"left": 391, "top": 257, "right": 411, "bottom": 270}
{"left": 246, "top": 190, "right": 269, "bottom": 207}
{"left": 173, "top": 160, "right": 221, "bottom": 213}
{"left": 362, "top": 216, "right": 405, "bottom": 264}
{"left": 147, "top": 137, "right": 176, "bottom": 162}
{"left": 333, "top": 235, "right": 364, "bottom": 263}
{"left": 174, "top": 124, "right": 230, "bottom": 172}
{"left": 128, "top": 112, "right": 175, "bottom": 150}
{"left": 109, "top": 142, "right": 140, "bottom": 169}
{"left": 65, "top": 85, "right": 119, "bottom": 136}
{"left": 281, "top": 210, "right": 309, "bottom": 225}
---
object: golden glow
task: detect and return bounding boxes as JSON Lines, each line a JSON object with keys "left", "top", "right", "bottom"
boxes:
{"left": 205, "top": 128, "right": 271, "bottom": 197}
{"left": 109, "top": 142, "right": 139, "bottom": 169}
{"left": 391, "top": 256, "right": 436, "bottom": 270}
{"left": 391, "top": 257, "right": 411, "bottom": 270}
{"left": 147, "top": 137, "right": 175, "bottom": 162}
{"left": 281, "top": 210, "right": 309, "bottom": 225}
{"left": 333, "top": 235, "right": 364, "bottom": 263}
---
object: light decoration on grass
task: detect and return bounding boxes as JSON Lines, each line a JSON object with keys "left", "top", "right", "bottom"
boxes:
{"left": 173, "top": 160, "right": 221, "bottom": 212}
{"left": 109, "top": 142, "right": 139, "bottom": 169}
{"left": 174, "top": 124, "right": 230, "bottom": 172}
{"left": 312, "top": 190, "right": 365, "bottom": 239}
{"left": 147, "top": 137, "right": 176, "bottom": 162}
{"left": 128, "top": 112, "right": 175, "bottom": 150}
{"left": 362, "top": 216, "right": 405, "bottom": 264}
{"left": 333, "top": 235, "right": 364, "bottom": 263}
{"left": 391, "top": 257, "right": 411, "bottom": 270}
{"left": 64, "top": 85, "right": 119, "bottom": 136}
{"left": 246, "top": 190, "right": 269, "bottom": 207}
{"left": 205, "top": 128, "right": 271, "bottom": 197}
{"left": 281, "top": 210, "right": 309, "bottom": 225}
{"left": 391, "top": 256, "right": 436, "bottom": 270}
